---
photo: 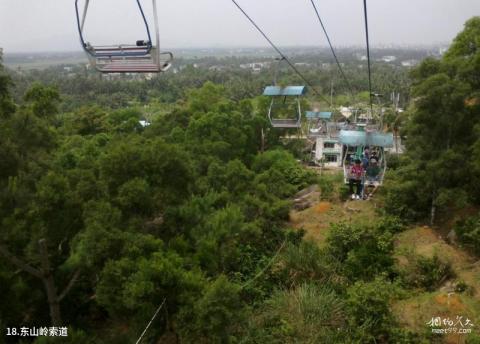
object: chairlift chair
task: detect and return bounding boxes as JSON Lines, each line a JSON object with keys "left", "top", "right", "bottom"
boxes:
{"left": 263, "top": 86, "right": 306, "bottom": 129}
{"left": 305, "top": 111, "right": 332, "bottom": 135}
{"left": 339, "top": 128, "right": 394, "bottom": 187}
{"left": 75, "top": 0, "right": 173, "bottom": 73}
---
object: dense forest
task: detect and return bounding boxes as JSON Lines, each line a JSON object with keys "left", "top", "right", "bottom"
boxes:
{"left": 0, "top": 16, "right": 479, "bottom": 344}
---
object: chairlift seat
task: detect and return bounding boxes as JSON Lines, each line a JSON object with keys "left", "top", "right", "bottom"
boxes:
{"left": 271, "top": 119, "right": 301, "bottom": 128}
{"left": 86, "top": 44, "right": 152, "bottom": 57}
{"left": 75, "top": 0, "right": 173, "bottom": 74}
{"left": 91, "top": 50, "right": 173, "bottom": 73}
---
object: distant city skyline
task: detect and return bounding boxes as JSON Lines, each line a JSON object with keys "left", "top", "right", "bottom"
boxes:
{"left": 0, "top": 0, "right": 478, "bottom": 53}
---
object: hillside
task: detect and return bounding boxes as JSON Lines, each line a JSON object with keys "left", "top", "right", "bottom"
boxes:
{"left": 289, "top": 172, "right": 480, "bottom": 343}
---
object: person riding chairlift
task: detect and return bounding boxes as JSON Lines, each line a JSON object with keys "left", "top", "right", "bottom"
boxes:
{"left": 363, "top": 146, "right": 370, "bottom": 160}
{"left": 361, "top": 154, "right": 369, "bottom": 170}
{"left": 366, "top": 157, "right": 381, "bottom": 182}
{"left": 349, "top": 159, "right": 363, "bottom": 200}
{"left": 364, "top": 157, "right": 381, "bottom": 199}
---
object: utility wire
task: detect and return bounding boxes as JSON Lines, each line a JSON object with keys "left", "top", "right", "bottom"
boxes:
{"left": 309, "top": 0, "right": 355, "bottom": 103}
{"left": 135, "top": 298, "right": 166, "bottom": 344}
{"left": 230, "top": 0, "right": 332, "bottom": 107}
{"left": 241, "top": 239, "right": 287, "bottom": 289}
{"left": 363, "top": 0, "right": 374, "bottom": 113}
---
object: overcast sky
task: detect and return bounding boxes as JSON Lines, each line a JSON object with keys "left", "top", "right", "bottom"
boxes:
{"left": 0, "top": 0, "right": 479, "bottom": 53}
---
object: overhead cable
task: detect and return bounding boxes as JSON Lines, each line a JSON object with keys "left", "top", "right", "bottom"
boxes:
{"left": 230, "top": 0, "right": 332, "bottom": 106}
{"left": 309, "top": 0, "right": 356, "bottom": 102}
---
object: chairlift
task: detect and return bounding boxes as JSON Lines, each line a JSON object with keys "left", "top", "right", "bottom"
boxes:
{"left": 305, "top": 111, "right": 332, "bottom": 135}
{"left": 75, "top": 0, "right": 173, "bottom": 73}
{"left": 262, "top": 57, "right": 306, "bottom": 129}
{"left": 339, "top": 126, "right": 394, "bottom": 188}
{"left": 263, "top": 86, "right": 306, "bottom": 128}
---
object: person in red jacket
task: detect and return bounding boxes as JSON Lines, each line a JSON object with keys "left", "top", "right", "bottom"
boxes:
{"left": 349, "top": 159, "right": 363, "bottom": 200}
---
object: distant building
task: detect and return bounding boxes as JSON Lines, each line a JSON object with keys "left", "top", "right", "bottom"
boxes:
{"left": 239, "top": 62, "right": 270, "bottom": 73}
{"left": 294, "top": 62, "right": 311, "bottom": 67}
{"left": 314, "top": 137, "right": 343, "bottom": 167}
{"left": 401, "top": 59, "right": 419, "bottom": 67}
{"left": 381, "top": 56, "right": 396, "bottom": 63}
{"left": 307, "top": 111, "right": 343, "bottom": 168}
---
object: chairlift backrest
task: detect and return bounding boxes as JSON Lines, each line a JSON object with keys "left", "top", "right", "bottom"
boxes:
{"left": 305, "top": 111, "right": 332, "bottom": 120}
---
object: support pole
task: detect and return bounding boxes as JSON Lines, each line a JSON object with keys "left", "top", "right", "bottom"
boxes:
{"left": 152, "top": 0, "right": 161, "bottom": 65}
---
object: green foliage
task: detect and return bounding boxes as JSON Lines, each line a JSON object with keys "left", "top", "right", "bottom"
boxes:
{"left": 455, "top": 214, "right": 480, "bottom": 256}
{"left": 245, "top": 283, "right": 345, "bottom": 343}
{"left": 276, "top": 241, "right": 336, "bottom": 286}
{"left": 466, "top": 332, "right": 480, "bottom": 344}
{"left": 178, "top": 275, "right": 244, "bottom": 343}
{"left": 96, "top": 249, "right": 204, "bottom": 319}
{"left": 325, "top": 222, "right": 395, "bottom": 282}
{"left": 70, "top": 105, "right": 109, "bottom": 135}
{"left": 385, "top": 16, "right": 480, "bottom": 222}
{"left": 399, "top": 253, "right": 454, "bottom": 291}
{"left": 252, "top": 149, "right": 316, "bottom": 197}
{"left": 0, "top": 67, "right": 16, "bottom": 118}
{"left": 318, "top": 176, "right": 335, "bottom": 200}
{"left": 4, "top": 30, "right": 478, "bottom": 341}
{"left": 346, "top": 277, "right": 401, "bottom": 342}
{"left": 24, "top": 82, "right": 60, "bottom": 118}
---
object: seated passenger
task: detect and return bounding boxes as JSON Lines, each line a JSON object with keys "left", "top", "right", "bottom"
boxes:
{"left": 366, "top": 159, "right": 381, "bottom": 182}
{"left": 349, "top": 159, "right": 363, "bottom": 200}
{"left": 361, "top": 154, "right": 369, "bottom": 169}
{"left": 363, "top": 146, "right": 370, "bottom": 160}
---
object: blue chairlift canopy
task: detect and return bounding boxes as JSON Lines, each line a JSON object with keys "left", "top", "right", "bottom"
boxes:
{"left": 305, "top": 111, "right": 332, "bottom": 120}
{"left": 263, "top": 86, "right": 306, "bottom": 97}
{"left": 339, "top": 130, "right": 394, "bottom": 147}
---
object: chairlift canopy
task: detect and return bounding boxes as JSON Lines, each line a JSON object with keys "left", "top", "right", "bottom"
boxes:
{"left": 339, "top": 130, "right": 394, "bottom": 147}
{"left": 263, "top": 86, "right": 306, "bottom": 97}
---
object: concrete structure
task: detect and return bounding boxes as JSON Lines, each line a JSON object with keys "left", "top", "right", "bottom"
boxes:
{"left": 314, "top": 137, "right": 343, "bottom": 167}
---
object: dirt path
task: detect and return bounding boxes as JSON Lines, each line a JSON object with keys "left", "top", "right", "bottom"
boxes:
{"left": 289, "top": 197, "right": 378, "bottom": 245}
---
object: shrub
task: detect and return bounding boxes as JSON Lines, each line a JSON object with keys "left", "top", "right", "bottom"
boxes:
{"left": 455, "top": 214, "right": 480, "bottom": 256}
{"left": 346, "top": 277, "right": 400, "bottom": 342}
{"left": 245, "top": 283, "right": 345, "bottom": 343}
{"left": 326, "top": 222, "right": 395, "bottom": 282}
{"left": 400, "top": 253, "right": 453, "bottom": 291}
